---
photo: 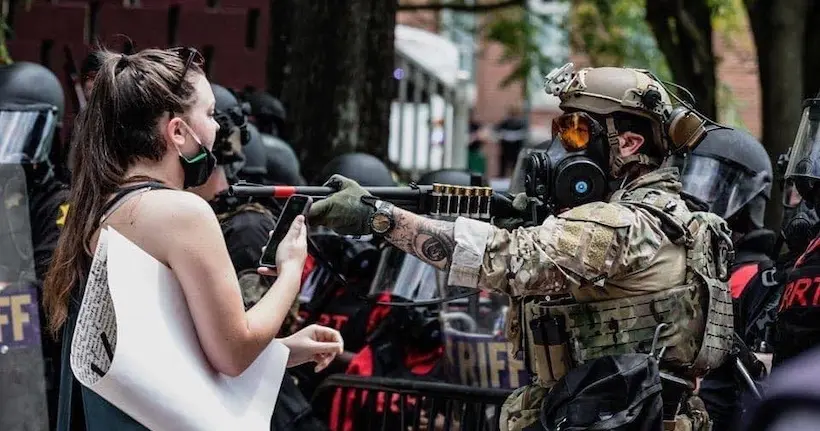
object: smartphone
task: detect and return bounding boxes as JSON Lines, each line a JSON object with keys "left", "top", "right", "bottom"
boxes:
{"left": 259, "top": 194, "right": 313, "bottom": 268}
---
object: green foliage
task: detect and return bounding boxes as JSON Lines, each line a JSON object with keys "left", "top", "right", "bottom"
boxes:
{"left": 0, "top": 1, "right": 33, "bottom": 65}
{"left": 484, "top": 9, "right": 555, "bottom": 88}
{"left": 708, "top": 0, "right": 746, "bottom": 34}
{"left": 571, "top": 0, "right": 671, "bottom": 80}
{"left": 484, "top": 6, "right": 564, "bottom": 88}
{"left": 0, "top": 16, "right": 11, "bottom": 65}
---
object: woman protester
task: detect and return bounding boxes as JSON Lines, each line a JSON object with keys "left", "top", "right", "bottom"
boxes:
{"left": 43, "top": 48, "right": 343, "bottom": 430}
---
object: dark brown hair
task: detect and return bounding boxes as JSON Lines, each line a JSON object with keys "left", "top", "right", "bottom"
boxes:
{"left": 43, "top": 48, "right": 203, "bottom": 336}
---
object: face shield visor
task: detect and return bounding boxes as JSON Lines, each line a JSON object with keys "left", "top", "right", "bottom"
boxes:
{"left": 367, "top": 245, "right": 480, "bottom": 306}
{"left": 0, "top": 104, "right": 59, "bottom": 165}
{"left": 785, "top": 99, "right": 820, "bottom": 185}
{"left": 670, "top": 153, "right": 770, "bottom": 221}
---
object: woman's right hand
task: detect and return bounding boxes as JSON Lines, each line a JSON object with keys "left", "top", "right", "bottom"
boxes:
{"left": 258, "top": 215, "right": 307, "bottom": 277}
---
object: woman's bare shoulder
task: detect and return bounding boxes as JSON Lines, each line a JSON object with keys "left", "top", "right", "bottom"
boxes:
{"left": 139, "top": 189, "right": 214, "bottom": 220}
{"left": 113, "top": 189, "right": 219, "bottom": 240}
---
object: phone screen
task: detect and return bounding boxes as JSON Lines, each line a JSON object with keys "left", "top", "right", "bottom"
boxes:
{"left": 259, "top": 195, "right": 312, "bottom": 268}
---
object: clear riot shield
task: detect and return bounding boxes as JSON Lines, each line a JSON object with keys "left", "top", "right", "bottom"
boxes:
{"left": 438, "top": 278, "right": 530, "bottom": 390}
{"left": 0, "top": 163, "right": 48, "bottom": 431}
{"left": 369, "top": 244, "right": 530, "bottom": 390}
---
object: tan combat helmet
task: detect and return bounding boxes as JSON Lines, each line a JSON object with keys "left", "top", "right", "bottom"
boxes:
{"left": 544, "top": 63, "right": 708, "bottom": 156}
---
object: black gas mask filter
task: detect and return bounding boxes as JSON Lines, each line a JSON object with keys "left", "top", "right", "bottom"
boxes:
{"left": 782, "top": 200, "right": 820, "bottom": 253}
{"left": 523, "top": 112, "right": 610, "bottom": 216}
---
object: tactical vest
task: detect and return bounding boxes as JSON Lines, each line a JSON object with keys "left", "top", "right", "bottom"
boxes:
{"left": 520, "top": 185, "right": 735, "bottom": 388}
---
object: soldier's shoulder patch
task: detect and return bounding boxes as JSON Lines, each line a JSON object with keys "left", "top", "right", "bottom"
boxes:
{"left": 557, "top": 201, "right": 634, "bottom": 229}
{"left": 56, "top": 203, "right": 70, "bottom": 227}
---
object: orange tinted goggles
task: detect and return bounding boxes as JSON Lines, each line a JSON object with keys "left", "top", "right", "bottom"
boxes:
{"left": 552, "top": 112, "right": 604, "bottom": 152}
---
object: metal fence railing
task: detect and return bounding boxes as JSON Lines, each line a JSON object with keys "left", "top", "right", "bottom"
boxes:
{"left": 313, "top": 374, "right": 513, "bottom": 431}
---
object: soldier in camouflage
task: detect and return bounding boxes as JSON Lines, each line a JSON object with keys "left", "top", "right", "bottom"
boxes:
{"left": 308, "top": 64, "right": 735, "bottom": 431}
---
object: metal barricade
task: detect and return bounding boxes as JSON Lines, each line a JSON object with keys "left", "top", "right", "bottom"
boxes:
{"left": 313, "top": 374, "right": 513, "bottom": 431}
{"left": 390, "top": 49, "right": 470, "bottom": 180}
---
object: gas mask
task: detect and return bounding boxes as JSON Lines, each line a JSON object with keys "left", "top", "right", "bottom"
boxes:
{"left": 215, "top": 103, "right": 251, "bottom": 147}
{"left": 523, "top": 112, "right": 610, "bottom": 213}
{"left": 782, "top": 200, "right": 820, "bottom": 253}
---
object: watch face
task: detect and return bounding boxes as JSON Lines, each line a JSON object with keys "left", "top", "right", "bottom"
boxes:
{"left": 372, "top": 213, "right": 392, "bottom": 233}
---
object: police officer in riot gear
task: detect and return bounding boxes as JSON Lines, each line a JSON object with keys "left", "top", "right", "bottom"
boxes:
{"left": 670, "top": 126, "right": 775, "bottom": 430}
{"left": 307, "top": 64, "right": 733, "bottom": 431}
{"left": 238, "top": 123, "right": 305, "bottom": 187}
{"left": 0, "top": 61, "right": 70, "bottom": 430}
{"left": 774, "top": 97, "right": 820, "bottom": 368}
{"left": 776, "top": 151, "right": 820, "bottom": 266}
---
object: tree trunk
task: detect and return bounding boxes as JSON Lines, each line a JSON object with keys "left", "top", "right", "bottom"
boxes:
{"left": 266, "top": 0, "right": 397, "bottom": 182}
{"left": 645, "top": 0, "right": 717, "bottom": 119}
{"left": 802, "top": 2, "right": 820, "bottom": 99}
{"left": 746, "top": 0, "right": 810, "bottom": 231}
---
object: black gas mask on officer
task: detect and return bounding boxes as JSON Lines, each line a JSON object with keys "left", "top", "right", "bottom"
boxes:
{"left": 522, "top": 112, "right": 610, "bottom": 215}
{"left": 784, "top": 98, "right": 820, "bottom": 209}
{"left": 778, "top": 149, "right": 820, "bottom": 253}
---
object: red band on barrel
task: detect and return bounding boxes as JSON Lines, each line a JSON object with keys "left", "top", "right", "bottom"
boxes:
{"left": 272, "top": 186, "right": 296, "bottom": 198}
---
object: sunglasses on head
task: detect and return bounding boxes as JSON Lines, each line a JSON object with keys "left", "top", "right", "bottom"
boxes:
{"left": 168, "top": 47, "right": 204, "bottom": 96}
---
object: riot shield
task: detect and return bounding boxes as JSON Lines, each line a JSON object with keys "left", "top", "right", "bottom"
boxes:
{"left": 0, "top": 163, "right": 48, "bottom": 431}
{"left": 368, "top": 246, "right": 530, "bottom": 390}
{"left": 439, "top": 281, "right": 530, "bottom": 390}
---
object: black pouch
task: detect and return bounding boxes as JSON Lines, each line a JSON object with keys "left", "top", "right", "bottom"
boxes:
{"left": 539, "top": 354, "right": 664, "bottom": 431}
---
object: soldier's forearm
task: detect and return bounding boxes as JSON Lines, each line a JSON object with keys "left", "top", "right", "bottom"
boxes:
{"left": 384, "top": 204, "right": 456, "bottom": 271}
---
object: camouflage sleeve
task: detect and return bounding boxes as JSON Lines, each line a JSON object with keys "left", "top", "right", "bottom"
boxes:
{"left": 448, "top": 202, "right": 664, "bottom": 297}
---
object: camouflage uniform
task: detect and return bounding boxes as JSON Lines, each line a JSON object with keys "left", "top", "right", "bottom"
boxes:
{"left": 448, "top": 167, "right": 733, "bottom": 431}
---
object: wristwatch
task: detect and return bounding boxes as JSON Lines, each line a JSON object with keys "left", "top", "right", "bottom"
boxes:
{"left": 368, "top": 200, "right": 396, "bottom": 236}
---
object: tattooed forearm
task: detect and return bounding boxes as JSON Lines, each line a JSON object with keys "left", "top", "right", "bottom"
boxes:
{"left": 385, "top": 205, "right": 456, "bottom": 270}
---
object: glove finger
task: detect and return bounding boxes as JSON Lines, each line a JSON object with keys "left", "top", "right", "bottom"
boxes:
{"left": 307, "top": 199, "right": 332, "bottom": 224}
{"left": 323, "top": 174, "right": 353, "bottom": 190}
{"left": 512, "top": 193, "right": 529, "bottom": 212}
{"left": 322, "top": 174, "right": 342, "bottom": 189}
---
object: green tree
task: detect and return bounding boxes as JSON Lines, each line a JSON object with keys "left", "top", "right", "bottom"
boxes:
{"left": 0, "top": 17, "right": 11, "bottom": 65}
{"left": 744, "top": 0, "right": 820, "bottom": 229}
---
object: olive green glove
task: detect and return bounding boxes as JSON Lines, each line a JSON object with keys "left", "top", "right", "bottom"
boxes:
{"left": 307, "top": 174, "right": 374, "bottom": 235}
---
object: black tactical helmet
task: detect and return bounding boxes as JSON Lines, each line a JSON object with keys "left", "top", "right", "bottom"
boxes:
{"left": 245, "top": 90, "right": 286, "bottom": 137}
{"left": 417, "top": 169, "right": 487, "bottom": 187}
{"left": 0, "top": 61, "right": 65, "bottom": 117}
{"left": 237, "top": 123, "right": 304, "bottom": 185}
{"left": 211, "top": 83, "right": 250, "bottom": 147}
{"left": 317, "top": 152, "right": 397, "bottom": 187}
{"left": 208, "top": 84, "right": 248, "bottom": 178}
{"left": 0, "top": 62, "right": 64, "bottom": 168}
{"left": 670, "top": 126, "right": 772, "bottom": 230}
